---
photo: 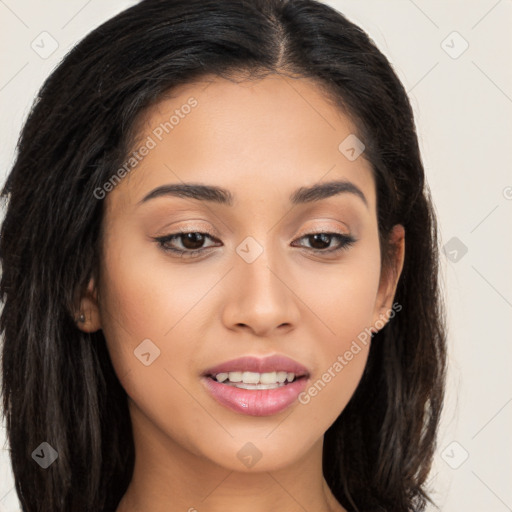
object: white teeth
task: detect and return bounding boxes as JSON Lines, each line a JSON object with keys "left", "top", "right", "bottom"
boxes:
{"left": 277, "top": 371, "right": 287, "bottom": 383}
{"left": 259, "top": 371, "right": 277, "bottom": 384}
{"left": 213, "top": 371, "right": 297, "bottom": 385}
{"left": 242, "top": 371, "right": 260, "bottom": 384}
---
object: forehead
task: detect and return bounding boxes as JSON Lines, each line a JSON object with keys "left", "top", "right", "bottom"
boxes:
{"left": 106, "top": 74, "right": 376, "bottom": 214}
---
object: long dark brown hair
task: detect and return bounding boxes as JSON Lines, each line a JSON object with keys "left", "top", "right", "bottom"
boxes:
{"left": 0, "top": 1, "right": 447, "bottom": 510}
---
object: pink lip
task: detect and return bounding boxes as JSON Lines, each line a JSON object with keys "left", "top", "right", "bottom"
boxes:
{"left": 201, "top": 375, "right": 309, "bottom": 416}
{"left": 201, "top": 354, "right": 310, "bottom": 417}
{"left": 201, "top": 354, "right": 310, "bottom": 377}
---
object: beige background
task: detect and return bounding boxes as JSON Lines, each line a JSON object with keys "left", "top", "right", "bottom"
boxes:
{"left": 1, "top": 1, "right": 511, "bottom": 511}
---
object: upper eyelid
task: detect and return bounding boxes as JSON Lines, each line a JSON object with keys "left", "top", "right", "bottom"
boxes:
{"left": 159, "top": 227, "right": 351, "bottom": 239}
{"left": 156, "top": 219, "right": 352, "bottom": 236}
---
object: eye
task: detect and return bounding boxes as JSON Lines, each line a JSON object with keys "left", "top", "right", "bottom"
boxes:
{"left": 291, "top": 231, "right": 357, "bottom": 254}
{"left": 154, "top": 230, "right": 219, "bottom": 258}
{"left": 153, "top": 229, "right": 357, "bottom": 259}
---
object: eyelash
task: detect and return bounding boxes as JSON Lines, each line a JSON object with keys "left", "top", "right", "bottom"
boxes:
{"left": 153, "top": 229, "right": 357, "bottom": 259}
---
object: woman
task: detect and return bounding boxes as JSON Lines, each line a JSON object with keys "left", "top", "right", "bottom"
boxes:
{"left": 0, "top": 0, "right": 447, "bottom": 511}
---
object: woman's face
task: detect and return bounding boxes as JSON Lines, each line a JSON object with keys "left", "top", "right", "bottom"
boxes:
{"left": 82, "top": 74, "right": 404, "bottom": 473}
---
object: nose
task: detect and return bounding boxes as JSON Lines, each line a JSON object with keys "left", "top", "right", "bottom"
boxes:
{"left": 220, "top": 243, "right": 300, "bottom": 337}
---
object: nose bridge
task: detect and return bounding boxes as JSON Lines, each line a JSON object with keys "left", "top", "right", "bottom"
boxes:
{"left": 222, "top": 231, "right": 299, "bottom": 334}
{"left": 237, "top": 232, "right": 287, "bottom": 303}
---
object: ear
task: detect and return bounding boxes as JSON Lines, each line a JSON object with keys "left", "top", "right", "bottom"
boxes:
{"left": 75, "top": 277, "right": 102, "bottom": 333}
{"left": 371, "top": 224, "right": 405, "bottom": 333}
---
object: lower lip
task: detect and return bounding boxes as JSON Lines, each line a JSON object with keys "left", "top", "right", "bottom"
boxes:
{"left": 201, "top": 376, "right": 309, "bottom": 417}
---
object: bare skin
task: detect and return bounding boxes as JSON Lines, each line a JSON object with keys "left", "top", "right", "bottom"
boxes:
{"left": 78, "top": 73, "right": 405, "bottom": 512}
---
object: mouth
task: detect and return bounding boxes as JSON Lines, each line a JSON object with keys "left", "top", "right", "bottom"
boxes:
{"left": 200, "top": 354, "right": 311, "bottom": 416}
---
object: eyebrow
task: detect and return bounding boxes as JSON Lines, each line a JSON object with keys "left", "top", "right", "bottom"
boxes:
{"left": 139, "top": 179, "right": 368, "bottom": 208}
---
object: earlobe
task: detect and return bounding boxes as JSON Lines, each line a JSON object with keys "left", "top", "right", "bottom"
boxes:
{"left": 76, "top": 277, "right": 102, "bottom": 333}
{"left": 371, "top": 224, "right": 405, "bottom": 333}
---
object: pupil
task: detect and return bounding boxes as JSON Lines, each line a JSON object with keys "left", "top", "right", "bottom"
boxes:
{"left": 182, "top": 233, "right": 204, "bottom": 250}
{"left": 309, "top": 233, "right": 330, "bottom": 249}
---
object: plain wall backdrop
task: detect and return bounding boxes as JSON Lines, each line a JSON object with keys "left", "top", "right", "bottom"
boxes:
{"left": 0, "top": 1, "right": 511, "bottom": 511}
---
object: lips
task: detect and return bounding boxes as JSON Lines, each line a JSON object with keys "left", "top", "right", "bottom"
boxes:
{"left": 201, "top": 354, "right": 310, "bottom": 378}
{"left": 200, "top": 354, "right": 311, "bottom": 416}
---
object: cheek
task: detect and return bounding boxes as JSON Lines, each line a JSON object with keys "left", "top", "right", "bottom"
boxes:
{"left": 294, "top": 280, "right": 375, "bottom": 440}
{"left": 97, "top": 252, "right": 205, "bottom": 453}
{"left": 98, "top": 224, "right": 193, "bottom": 348}
{"left": 96, "top": 235, "right": 181, "bottom": 393}
{"left": 292, "top": 236, "right": 381, "bottom": 349}
{"left": 290, "top": 243, "right": 380, "bottom": 428}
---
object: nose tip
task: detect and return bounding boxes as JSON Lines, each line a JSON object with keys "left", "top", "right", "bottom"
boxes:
{"left": 221, "top": 258, "right": 300, "bottom": 337}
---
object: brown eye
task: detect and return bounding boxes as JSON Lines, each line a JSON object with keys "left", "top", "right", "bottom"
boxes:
{"left": 292, "top": 232, "right": 356, "bottom": 254}
{"left": 153, "top": 230, "right": 220, "bottom": 258}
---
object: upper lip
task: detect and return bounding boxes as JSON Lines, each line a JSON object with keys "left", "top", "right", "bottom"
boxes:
{"left": 202, "top": 354, "right": 310, "bottom": 377}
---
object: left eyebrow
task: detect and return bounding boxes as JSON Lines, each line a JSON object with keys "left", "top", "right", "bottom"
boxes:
{"left": 139, "top": 179, "right": 368, "bottom": 209}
